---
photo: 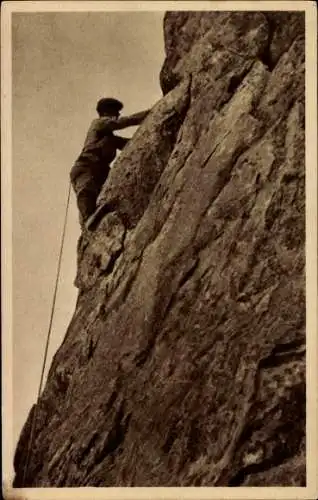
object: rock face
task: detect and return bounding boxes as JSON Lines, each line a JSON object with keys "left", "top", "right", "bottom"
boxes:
{"left": 14, "top": 11, "right": 305, "bottom": 487}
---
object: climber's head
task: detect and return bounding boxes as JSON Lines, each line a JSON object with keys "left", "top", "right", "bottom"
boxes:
{"left": 96, "top": 97, "right": 123, "bottom": 118}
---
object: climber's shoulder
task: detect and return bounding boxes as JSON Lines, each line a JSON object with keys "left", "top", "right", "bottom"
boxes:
{"left": 93, "top": 116, "right": 117, "bottom": 132}
{"left": 85, "top": 117, "right": 116, "bottom": 135}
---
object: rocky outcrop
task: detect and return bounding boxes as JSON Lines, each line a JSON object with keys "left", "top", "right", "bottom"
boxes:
{"left": 14, "top": 11, "right": 305, "bottom": 487}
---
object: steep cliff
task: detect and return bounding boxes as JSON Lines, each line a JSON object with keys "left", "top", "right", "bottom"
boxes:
{"left": 14, "top": 11, "right": 305, "bottom": 487}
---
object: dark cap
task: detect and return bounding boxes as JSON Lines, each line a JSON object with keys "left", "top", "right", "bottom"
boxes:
{"left": 96, "top": 97, "right": 123, "bottom": 115}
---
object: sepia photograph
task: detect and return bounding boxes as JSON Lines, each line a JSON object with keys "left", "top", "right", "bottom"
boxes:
{"left": 1, "top": 1, "right": 317, "bottom": 499}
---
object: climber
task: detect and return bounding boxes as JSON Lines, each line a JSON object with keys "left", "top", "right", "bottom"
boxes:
{"left": 70, "top": 97, "right": 150, "bottom": 227}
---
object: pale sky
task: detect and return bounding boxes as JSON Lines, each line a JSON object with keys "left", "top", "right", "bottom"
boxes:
{"left": 12, "top": 10, "right": 164, "bottom": 463}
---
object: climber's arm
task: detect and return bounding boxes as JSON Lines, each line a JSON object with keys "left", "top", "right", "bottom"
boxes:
{"left": 102, "top": 109, "right": 150, "bottom": 132}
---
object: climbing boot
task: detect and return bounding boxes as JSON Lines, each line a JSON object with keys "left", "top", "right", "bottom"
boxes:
{"left": 85, "top": 202, "right": 115, "bottom": 231}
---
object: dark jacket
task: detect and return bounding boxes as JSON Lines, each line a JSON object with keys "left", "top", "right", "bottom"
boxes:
{"left": 70, "top": 109, "right": 149, "bottom": 184}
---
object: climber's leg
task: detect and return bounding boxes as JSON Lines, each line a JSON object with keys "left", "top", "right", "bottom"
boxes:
{"left": 70, "top": 170, "right": 100, "bottom": 227}
{"left": 70, "top": 159, "right": 111, "bottom": 230}
{"left": 84, "top": 165, "right": 112, "bottom": 231}
{"left": 77, "top": 188, "right": 97, "bottom": 223}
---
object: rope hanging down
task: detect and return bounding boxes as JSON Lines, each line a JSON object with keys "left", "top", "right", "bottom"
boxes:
{"left": 22, "top": 180, "right": 72, "bottom": 486}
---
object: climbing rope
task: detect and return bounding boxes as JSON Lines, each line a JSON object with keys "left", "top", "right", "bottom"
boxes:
{"left": 22, "top": 180, "right": 72, "bottom": 486}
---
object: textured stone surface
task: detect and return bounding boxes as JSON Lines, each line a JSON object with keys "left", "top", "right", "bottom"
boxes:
{"left": 14, "top": 11, "right": 305, "bottom": 487}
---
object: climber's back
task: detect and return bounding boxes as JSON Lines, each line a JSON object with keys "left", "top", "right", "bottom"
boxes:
{"left": 82, "top": 117, "right": 114, "bottom": 152}
{"left": 82, "top": 117, "right": 124, "bottom": 165}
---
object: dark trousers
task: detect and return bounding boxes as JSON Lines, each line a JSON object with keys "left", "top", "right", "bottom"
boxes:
{"left": 77, "top": 188, "right": 97, "bottom": 222}
{"left": 70, "top": 171, "right": 101, "bottom": 226}
{"left": 70, "top": 156, "right": 110, "bottom": 226}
